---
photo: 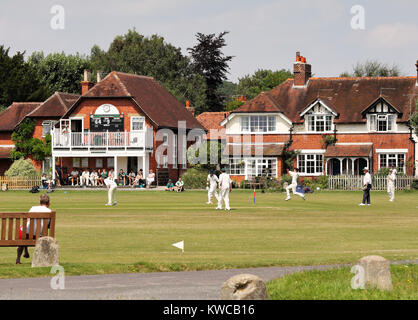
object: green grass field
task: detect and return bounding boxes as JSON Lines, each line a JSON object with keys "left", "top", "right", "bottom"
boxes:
{"left": 267, "top": 264, "right": 418, "bottom": 300}
{"left": 0, "top": 189, "right": 417, "bottom": 279}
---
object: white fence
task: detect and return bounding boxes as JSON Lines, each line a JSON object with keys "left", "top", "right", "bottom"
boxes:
{"left": 328, "top": 175, "right": 414, "bottom": 191}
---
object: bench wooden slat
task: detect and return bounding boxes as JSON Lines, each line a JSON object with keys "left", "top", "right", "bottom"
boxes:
{"left": 35, "top": 219, "right": 41, "bottom": 239}
{"left": 8, "top": 218, "right": 13, "bottom": 240}
{"left": 1, "top": 218, "right": 5, "bottom": 240}
{"left": 14, "top": 217, "right": 20, "bottom": 241}
{"left": 28, "top": 218, "right": 34, "bottom": 240}
{"left": 22, "top": 218, "right": 27, "bottom": 240}
{"left": 41, "top": 219, "right": 48, "bottom": 237}
{"left": 0, "top": 212, "right": 56, "bottom": 219}
{"left": 0, "top": 240, "right": 37, "bottom": 247}
{"left": 49, "top": 215, "right": 55, "bottom": 238}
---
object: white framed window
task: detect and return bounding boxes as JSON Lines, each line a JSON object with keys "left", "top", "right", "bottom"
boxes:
{"left": 379, "top": 153, "right": 405, "bottom": 173}
{"left": 307, "top": 115, "right": 333, "bottom": 132}
{"left": 42, "top": 120, "right": 56, "bottom": 137}
{"left": 297, "top": 154, "right": 323, "bottom": 175}
{"left": 131, "top": 116, "right": 145, "bottom": 131}
{"left": 241, "top": 116, "right": 276, "bottom": 133}
{"left": 228, "top": 158, "right": 245, "bottom": 175}
{"left": 243, "top": 158, "right": 277, "bottom": 178}
{"left": 368, "top": 114, "right": 396, "bottom": 132}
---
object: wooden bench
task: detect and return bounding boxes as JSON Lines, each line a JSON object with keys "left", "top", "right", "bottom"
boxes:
{"left": 0, "top": 211, "right": 56, "bottom": 247}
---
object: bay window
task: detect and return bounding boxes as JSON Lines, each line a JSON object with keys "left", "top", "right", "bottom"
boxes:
{"left": 42, "top": 120, "right": 56, "bottom": 137}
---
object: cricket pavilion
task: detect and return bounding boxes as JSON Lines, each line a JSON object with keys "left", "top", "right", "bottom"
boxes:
{"left": 50, "top": 70, "right": 204, "bottom": 184}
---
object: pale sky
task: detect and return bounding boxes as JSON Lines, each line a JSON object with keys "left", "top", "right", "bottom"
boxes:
{"left": 1, "top": 0, "right": 417, "bottom": 82}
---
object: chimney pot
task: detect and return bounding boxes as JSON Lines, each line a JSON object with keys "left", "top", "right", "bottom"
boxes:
{"left": 83, "top": 69, "right": 91, "bottom": 82}
{"left": 97, "top": 70, "right": 102, "bottom": 83}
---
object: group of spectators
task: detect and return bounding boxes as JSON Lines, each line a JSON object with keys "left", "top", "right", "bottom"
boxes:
{"left": 53, "top": 167, "right": 156, "bottom": 188}
{"left": 165, "top": 178, "right": 184, "bottom": 192}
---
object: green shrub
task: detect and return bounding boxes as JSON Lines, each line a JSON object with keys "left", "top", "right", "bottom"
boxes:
{"left": 280, "top": 174, "right": 292, "bottom": 185}
{"left": 181, "top": 168, "right": 208, "bottom": 189}
{"left": 412, "top": 179, "right": 418, "bottom": 190}
{"left": 316, "top": 175, "right": 329, "bottom": 189}
{"left": 5, "top": 158, "right": 37, "bottom": 177}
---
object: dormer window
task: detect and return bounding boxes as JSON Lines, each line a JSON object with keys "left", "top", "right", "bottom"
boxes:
{"left": 241, "top": 115, "right": 276, "bottom": 133}
{"left": 362, "top": 97, "right": 401, "bottom": 132}
{"left": 368, "top": 114, "right": 395, "bottom": 132}
{"left": 307, "top": 115, "right": 333, "bottom": 132}
{"left": 301, "top": 99, "right": 337, "bottom": 133}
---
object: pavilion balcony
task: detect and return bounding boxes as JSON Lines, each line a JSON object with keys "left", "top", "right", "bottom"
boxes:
{"left": 51, "top": 129, "right": 154, "bottom": 152}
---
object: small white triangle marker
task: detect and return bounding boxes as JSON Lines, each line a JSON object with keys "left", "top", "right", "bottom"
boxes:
{"left": 172, "top": 240, "right": 184, "bottom": 253}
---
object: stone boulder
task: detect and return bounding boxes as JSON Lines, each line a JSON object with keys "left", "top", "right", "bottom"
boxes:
{"left": 221, "top": 274, "right": 268, "bottom": 300}
{"left": 31, "top": 237, "right": 59, "bottom": 268}
{"left": 358, "top": 255, "right": 392, "bottom": 291}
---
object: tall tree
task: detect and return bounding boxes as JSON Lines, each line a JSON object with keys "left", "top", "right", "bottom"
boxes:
{"left": 28, "top": 52, "right": 92, "bottom": 96}
{"left": 90, "top": 29, "right": 207, "bottom": 114}
{"left": 236, "top": 69, "right": 293, "bottom": 100}
{"left": 340, "top": 60, "right": 402, "bottom": 77}
{"left": 0, "top": 46, "right": 47, "bottom": 110}
{"left": 188, "top": 31, "right": 233, "bottom": 112}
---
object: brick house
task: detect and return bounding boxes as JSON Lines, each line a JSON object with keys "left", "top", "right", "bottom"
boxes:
{"left": 220, "top": 53, "right": 418, "bottom": 182}
{"left": 0, "top": 93, "right": 80, "bottom": 175}
{"left": 50, "top": 71, "right": 204, "bottom": 184}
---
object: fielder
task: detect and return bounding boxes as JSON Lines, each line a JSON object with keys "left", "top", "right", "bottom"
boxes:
{"left": 104, "top": 176, "right": 117, "bottom": 206}
{"left": 387, "top": 169, "right": 395, "bottom": 202}
{"left": 217, "top": 168, "right": 232, "bottom": 211}
{"left": 285, "top": 168, "right": 306, "bottom": 201}
{"left": 206, "top": 170, "right": 219, "bottom": 204}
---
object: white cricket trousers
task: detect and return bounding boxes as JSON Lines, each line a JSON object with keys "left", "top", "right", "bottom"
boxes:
{"left": 108, "top": 185, "right": 117, "bottom": 204}
{"left": 387, "top": 183, "right": 395, "bottom": 201}
{"left": 217, "top": 188, "right": 230, "bottom": 210}
{"left": 286, "top": 183, "right": 304, "bottom": 198}
{"left": 208, "top": 185, "right": 219, "bottom": 203}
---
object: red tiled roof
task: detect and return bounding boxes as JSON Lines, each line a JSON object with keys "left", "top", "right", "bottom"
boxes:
{"left": 223, "top": 144, "right": 284, "bottom": 156}
{"left": 66, "top": 71, "right": 204, "bottom": 130}
{"left": 27, "top": 92, "right": 80, "bottom": 118}
{"left": 325, "top": 144, "right": 373, "bottom": 157}
{"left": 196, "top": 112, "right": 230, "bottom": 140}
{"left": 0, "top": 146, "right": 13, "bottom": 158}
{"left": 0, "top": 102, "right": 41, "bottom": 132}
{"left": 233, "top": 76, "right": 417, "bottom": 123}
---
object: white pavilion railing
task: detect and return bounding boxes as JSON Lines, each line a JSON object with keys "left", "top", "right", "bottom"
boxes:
{"left": 52, "top": 129, "right": 153, "bottom": 151}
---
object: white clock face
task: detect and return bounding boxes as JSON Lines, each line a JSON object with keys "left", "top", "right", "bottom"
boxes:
{"left": 103, "top": 105, "right": 110, "bottom": 113}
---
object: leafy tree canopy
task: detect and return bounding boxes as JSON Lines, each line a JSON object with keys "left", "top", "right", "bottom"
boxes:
{"left": 236, "top": 69, "right": 293, "bottom": 100}
{"left": 340, "top": 60, "right": 402, "bottom": 77}
{"left": 28, "top": 51, "right": 92, "bottom": 96}
{"left": 0, "top": 46, "right": 47, "bottom": 109}
{"left": 90, "top": 29, "right": 208, "bottom": 114}
{"left": 188, "top": 31, "right": 233, "bottom": 112}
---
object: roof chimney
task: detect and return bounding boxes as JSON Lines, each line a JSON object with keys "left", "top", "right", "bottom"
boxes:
{"left": 416, "top": 60, "right": 418, "bottom": 86}
{"left": 185, "top": 100, "right": 195, "bottom": 117}
{"left": 81, "top": 69, "right": 94, "bottom": 95}
{"left": 293, "top": 51, "right": 311, "bottom": 87}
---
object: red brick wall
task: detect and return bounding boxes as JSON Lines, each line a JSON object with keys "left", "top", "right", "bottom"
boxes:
{"left": 224, "top": 132, "right": 414, "bottom": 176}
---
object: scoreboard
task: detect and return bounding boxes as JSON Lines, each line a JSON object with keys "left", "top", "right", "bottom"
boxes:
{"left": 90, "top": 114, "right": 124, "bottom": 132}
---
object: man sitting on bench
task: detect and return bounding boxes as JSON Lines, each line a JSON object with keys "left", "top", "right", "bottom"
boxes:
{"left": 16, "top": 194, "right": 52, "bottom": 265}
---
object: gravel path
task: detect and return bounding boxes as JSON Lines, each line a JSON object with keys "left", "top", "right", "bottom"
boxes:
{"left": 0, "top": 260, "right": 416, "bottom": 300}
